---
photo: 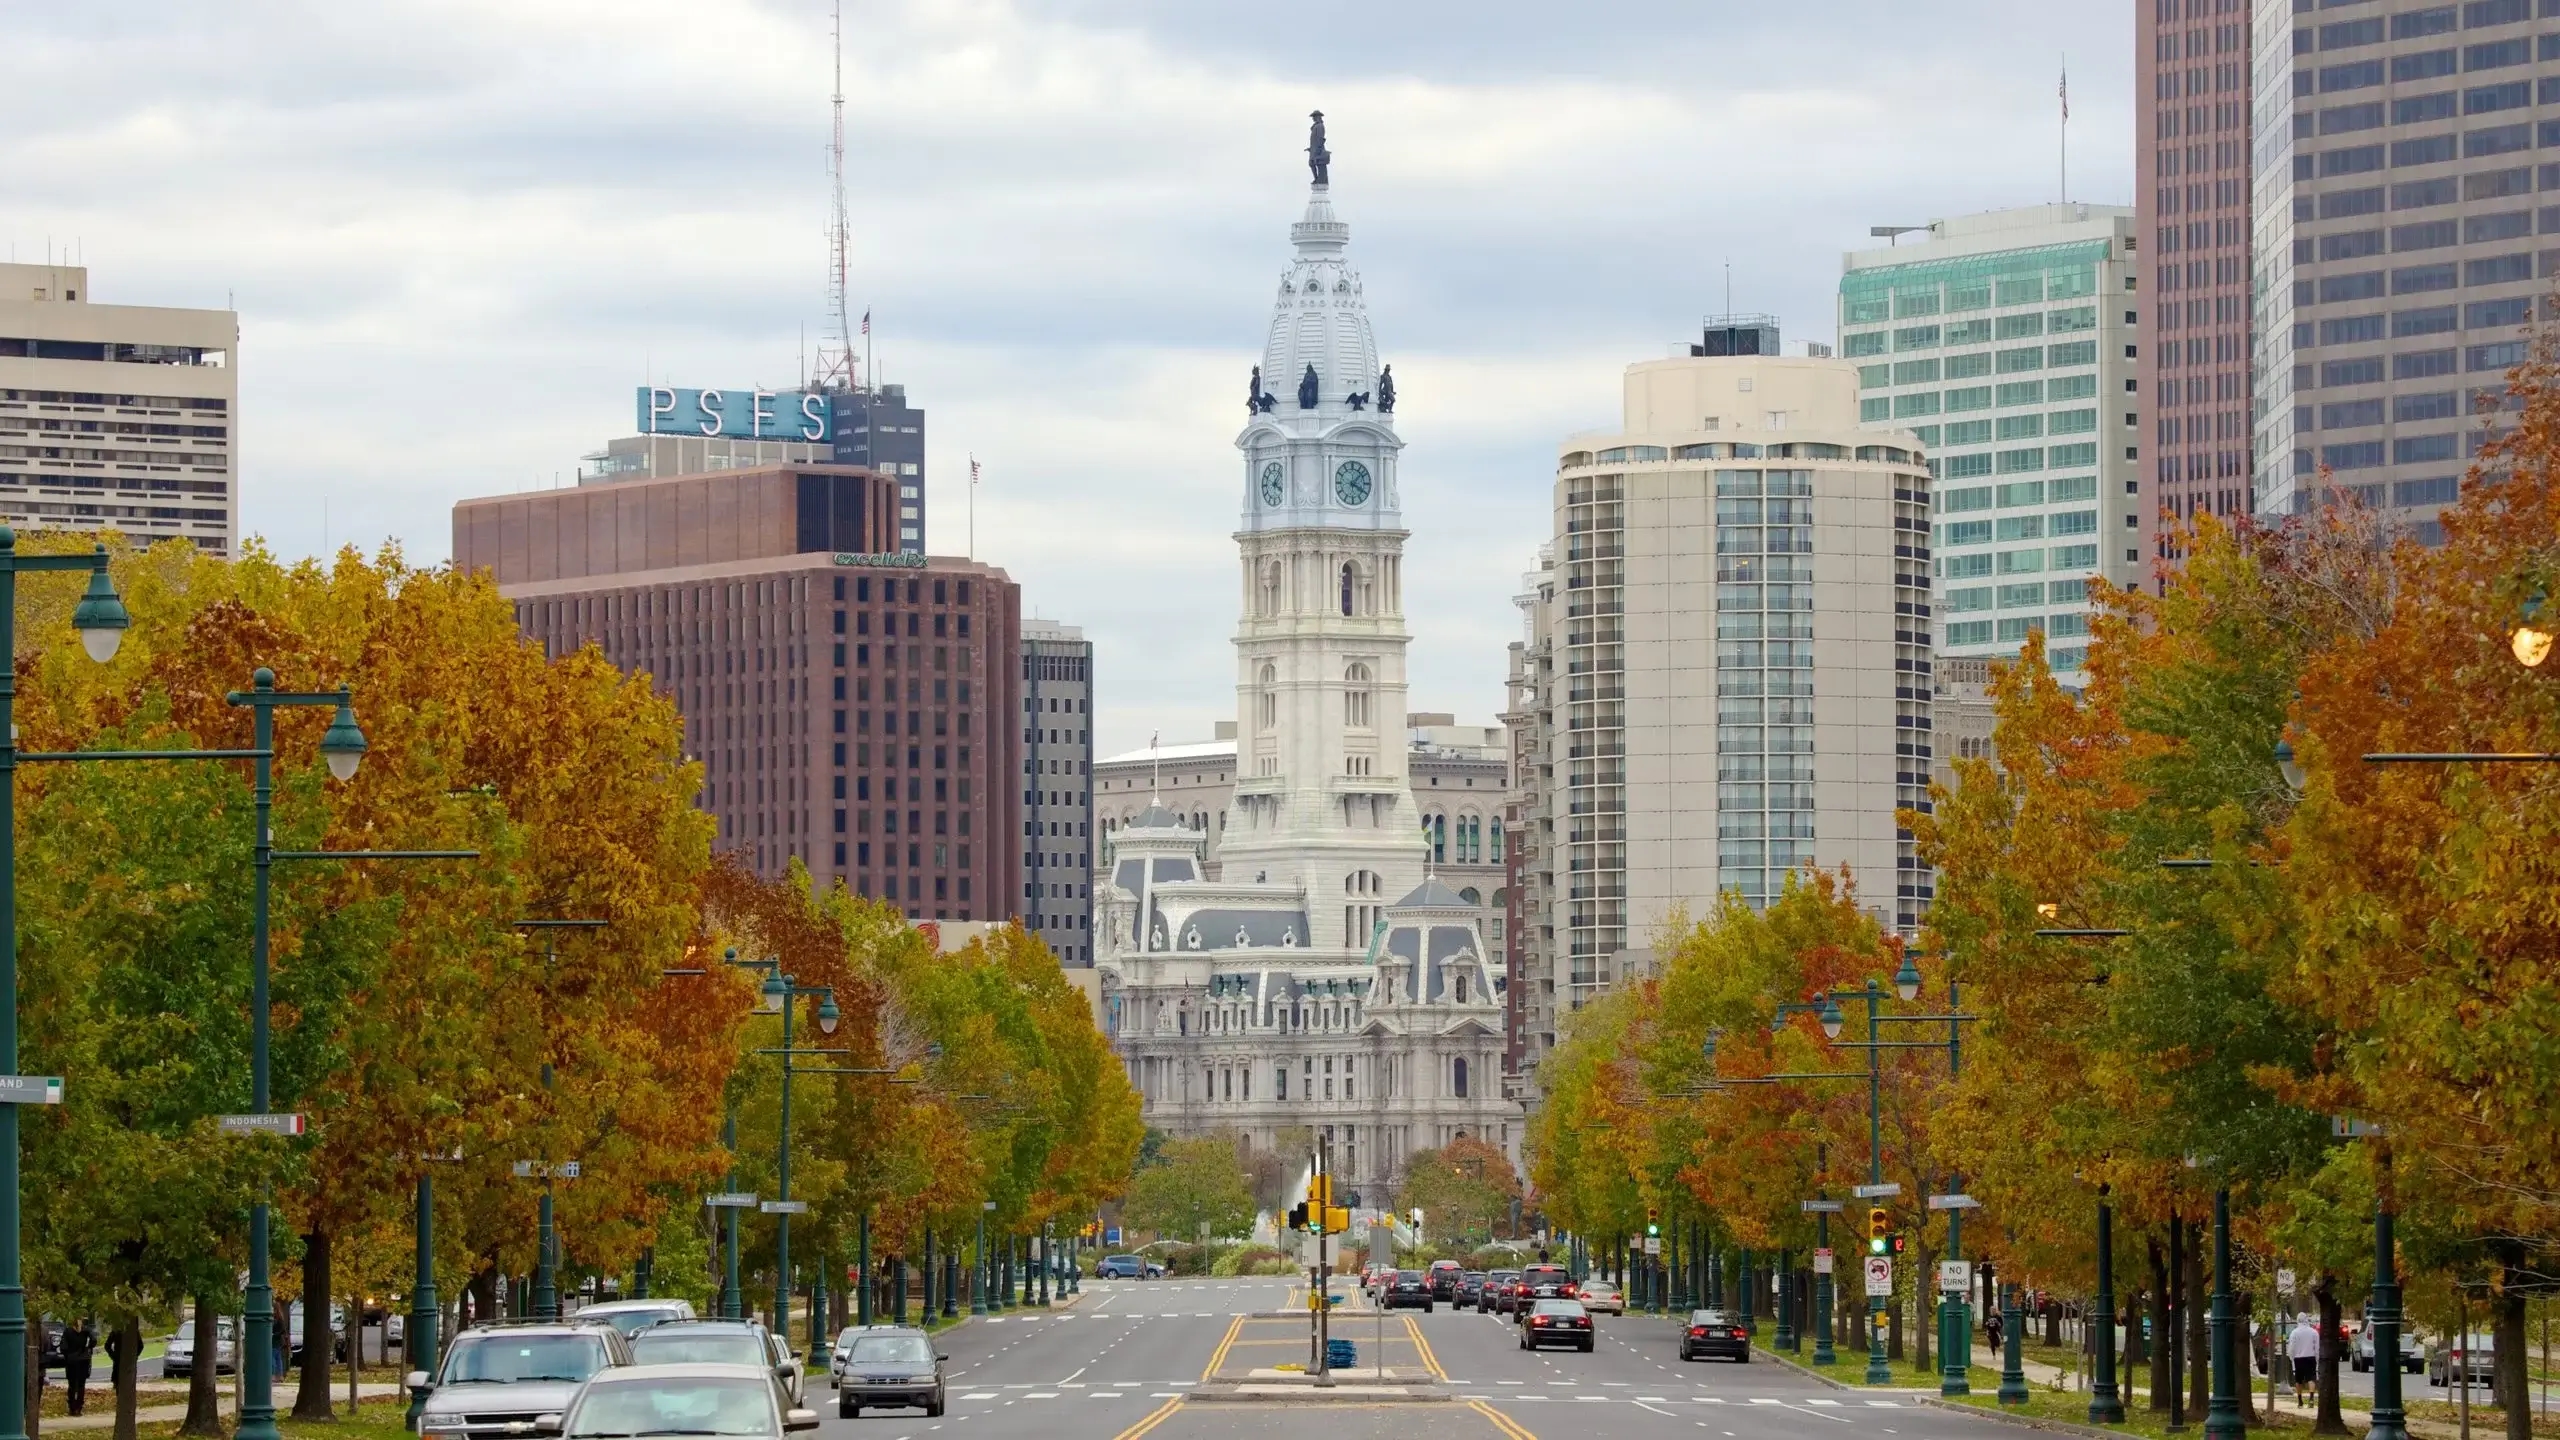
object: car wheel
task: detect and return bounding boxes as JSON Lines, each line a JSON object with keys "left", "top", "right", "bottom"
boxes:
{"left": 1739, "top": 1351, "right": 1751, "bottom": 1363}
{"left": 840, "top": 1402, "right": 858, "bottom": 1419}
{"left": 1423, "top": 1303, "right": 1433, "bottom": 1313}
{"left": 927, "top": 1395, "right": 945, "bottom": 1418}
{"left": 1580, "top": 1340, "right": 1594, "bottom": 1353}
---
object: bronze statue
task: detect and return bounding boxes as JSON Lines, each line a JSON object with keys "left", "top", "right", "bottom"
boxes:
{"left": 1345, "top": 391, "right": 1368, "bottom": 411}
{"left": 1248, "top": 365, "right": 1264, "bottom": 414}
{"left": 1307, "top": 110, "right": 1331, "bottom": 187}
{"left": 1297, "top": 363, "right": 1319, "bottom": 410}
{"left": 1377, "top": 364, "right": 1396, "bottom": 414}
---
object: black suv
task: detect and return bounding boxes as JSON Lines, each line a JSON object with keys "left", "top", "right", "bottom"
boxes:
{"left": 1454, "top": 1272, "right": 1485, "bottom": 1306}
{"left": 1384, "top": 1270, "right": 1433, "bottom": 1312}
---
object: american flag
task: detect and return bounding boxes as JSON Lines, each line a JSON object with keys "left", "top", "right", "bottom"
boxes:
{"left": 2059, "top": 63, "right": 2069, "bottom": 122}
{"left": 970, "top": 455, "right": 981, "bottom": 485}
{"left": 860, "top": 308, "right": 871, "bottom": 336}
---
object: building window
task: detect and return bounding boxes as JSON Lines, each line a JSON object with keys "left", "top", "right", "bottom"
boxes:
{"left": 1453, "top": 1057, "right": 1469, "bottom": 1098}
{"left": 1344, "top": 662, "right": 1372, "bottom": 728}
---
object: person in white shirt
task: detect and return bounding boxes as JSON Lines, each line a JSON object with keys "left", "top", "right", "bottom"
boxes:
{"left": 2288, "top": 1317, "right": 2322, "bottom": 1404}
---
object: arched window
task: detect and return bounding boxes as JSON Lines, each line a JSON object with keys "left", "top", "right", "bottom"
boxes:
{"left": 1489, "top": 818, "right": 1504, "bottom": 862}
{"left": 1459, "top": 886, "right": 1482, "bottom": 906}
{"left": 1344, "top": 662, "right": 1372, "bottom": 728}
{"left": 1453, "top": 1057, "right": 1470, "bottom": 1098}
{"left": 1257, "top": 663, "right": 1278, "bottom": 731}
{"left": 1261, "top": 562, "right": 1282, "bottom": 616}
{"left": 1340, "top": 562, "right": 1355, "bottom": 616}
{"left": 1426, "top": 813, "right": 1446, "bottom": 865}
{"left": 1454, "top": 971, "right": 1470, "bottom": 1004}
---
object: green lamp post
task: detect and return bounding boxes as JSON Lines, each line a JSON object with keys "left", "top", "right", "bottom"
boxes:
{"left": 518, "top": 918, "right": 608, "bottom": 1321}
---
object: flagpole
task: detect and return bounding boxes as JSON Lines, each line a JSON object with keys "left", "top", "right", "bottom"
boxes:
{"left": 968, "top": 455, "right": 979, "bottom": 559}
{"left": 2059, "top": 55, "right": 2069, "bottom": 202}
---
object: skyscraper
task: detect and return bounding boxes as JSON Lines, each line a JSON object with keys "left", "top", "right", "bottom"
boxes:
{"left": 1842, "top": 206, "right": 2144, "bottom": 679}
{"left": 2142, "top": 2, "right": 2258, "bottom": 540}
{"left": 0, "top": 263, "right": 238, "bottom": 556}
{"left": 2249, "top": 0, "right": 2556, "bottom": 533}
{"left": 833, "top": 385, "right": 925, "bottom": 553}
{"left": 1022, "top": 618, "right": 1094, "bottom": 965}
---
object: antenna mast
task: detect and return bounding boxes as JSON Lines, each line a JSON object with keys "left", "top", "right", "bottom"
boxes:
{"left": 812, "top": 0, "right": 857, "bottom": 394}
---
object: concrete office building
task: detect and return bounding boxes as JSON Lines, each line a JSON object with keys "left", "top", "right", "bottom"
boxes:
{"left": 833, "top": 385, "right": 926, "bottom": 554}
{"left": 2250, "top": 0, "right": 2560, "bottom": 531}
{"left": 2143, "top": 1, "right": 2259, "bottom": 538}
{"left": 0, "top": 263, "right": 237, "bottom": 556}
{"left": 1022, "top": 618, "right": 1095, "bottom": 965}
{"left": 452, "top": 462, "right": 1022, "bottom": 914}
{"left": 1843, "top": 207, "right": 2144, "bottom": 679}
{"left": 1501, "top": 548, "right": 1559, "bottom": 1089}
{"left": 1519, "top": 331, "right": 1934, "bottom": 1009}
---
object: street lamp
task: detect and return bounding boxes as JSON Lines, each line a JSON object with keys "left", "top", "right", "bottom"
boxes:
{"left": 2512, "top": 591, "right": 2551, "bottom": 668}
{"left": 518, "top": 918, "right": 609, "bottom": 1321}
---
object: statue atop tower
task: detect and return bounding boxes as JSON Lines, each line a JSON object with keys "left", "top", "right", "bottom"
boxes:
{"left": 1307, "top": 110, "right": 1331, "bottom": 187}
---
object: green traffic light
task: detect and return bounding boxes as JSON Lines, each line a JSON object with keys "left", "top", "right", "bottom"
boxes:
{"left": 1868, "top": 1236, "right": 1887, "bottom": 1254}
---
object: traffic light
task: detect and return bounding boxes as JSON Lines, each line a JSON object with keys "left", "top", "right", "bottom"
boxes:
{"left": 1889, "top": 1232, "right": 1909, "bottom": 1256}
{"left": 1646, "top": 1206, "right": 1659, "bottom": 1237}
{"left": 1867, "top": 1207, "right": 1890, "bottom": 1254}
{"left": 1288, "top": 1201, "right": 1310, "bottom": 1231}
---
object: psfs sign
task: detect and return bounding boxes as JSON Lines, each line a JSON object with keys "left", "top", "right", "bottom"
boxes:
{"left": 639, "top": 387, "right": 830, "bottom": 443}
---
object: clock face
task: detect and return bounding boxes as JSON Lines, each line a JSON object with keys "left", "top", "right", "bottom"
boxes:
{"left": 1259, "top": 462, "right": 1286, "bottom": 508}
{"left": 1334, "top": 459, "right": 1373, "bottom": 507}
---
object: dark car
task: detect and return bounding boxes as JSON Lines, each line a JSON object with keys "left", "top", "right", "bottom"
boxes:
{"left": 1513, "top": 1264, "right": 1575, "bottom": 1322}
{"left": 1480, "top": 1270, "right": 1522, "bottom": 1314}
{"left": 1454, "top": 1272, "right": 1485, "bottom": 1306}
{"left": 834, "top": 1327, "right": 946, "bottom": 1418}
{"left": 1680, "top": 1308, "right": 1750, "bottom": 1363}
{"left": 1520, "top": 1299, "right": 1595, "bottom": 1352}
{"left": 1385, "top": 1270, "right": 1433, "bottom": 1312}
{"left": 1426, "top": 1260, "right": 1465, "bottom": 1301}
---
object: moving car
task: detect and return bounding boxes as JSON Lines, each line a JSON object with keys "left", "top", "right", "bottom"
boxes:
{"left": 1513, "top": 1264, "right": 1575, "bottom": 1322}
{"left": 164, "top": 1317, "right": 238, "bottom": 1379}
{"left": 627, "top": 1320, "right": 804, "bottom": 1407}
{"left": 1480, "top": 1270, "right": 1522, "bottom": 1315}
{"left": 1680, "top": 1308, "right": 1751, "bottom": 1363}
{"left": 555, "top": 1361, "right": 818, "bottom": 1440}
{"left": 2428, "top": 1334, "right": 2495, "bottom": 1387}
{"left": 410, "top": 1320, "right": 632, "bottom": 1438}
{"left": 2351, "top": 1322, "right": 2424, "bottom": 1374}
{"left": 1519, "top": 1299, "right": 1595, "bottom": 1353}
{"left": 1385, "top": 1271, "right": 1433, "bottom": 1312}
{"left": 1455, "top": 1273, "right": 1485, "bottom": 1307}
{"left": 570, "top": 1299, "right": 696, "bottom": 1339}
{"left": 834, "top": 1327, "right": 947, "bottom": 1418}
{"left": 1577, "top": 1279, "right": 1624, "bottom": 1316}
{"left": 1426, "top": 1260, "right": 1465, "bottom": 1301}
{"left": 1096, "top": 1254, "right": 1146, "bottom": 1279}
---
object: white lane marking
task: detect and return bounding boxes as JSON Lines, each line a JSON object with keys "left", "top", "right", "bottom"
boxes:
{"left": 959, "top": 1393, "right": 997, "bottom": 1400}
{"left": 1638, "top": 1402, "right": 1681, "bottom": 1417}
{"left": 1060, "top": 1368, "right": 1084, "bottom": 1384}
{"left": 1025, "top": 1392, "right": 1059, "bottom": 1399}
{"left": 1808, "top": 1398, "right": 1843, "bottom": 1406}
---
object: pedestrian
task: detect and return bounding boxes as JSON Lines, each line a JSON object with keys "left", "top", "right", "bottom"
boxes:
{"left": 61, "top": 1320, "right": 95, "bottom": 1417}
{"left": 2288, "top": 1315, "right": 2320, "bottom": 1406}
{"left": 1985, "top": 1307, "right": 2004, "bottom": 1352}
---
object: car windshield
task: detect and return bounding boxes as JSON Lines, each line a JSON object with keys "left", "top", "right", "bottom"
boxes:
{"left": 631, "top": 1333, "right": 767, "bottom": 1368}
{"left": 567, "top": 1377, "right": 778, "bottom": 1437}
{"left": 1533, "top": 1300, "right": 1585, "bottom": 1316}
{"left": 1489, "top": 1272, "right": 1519, "bottom": 1284}
{"left": 1396, "top": 1271, "right": 1422, "bottom": 1282}
{"left": 1691, "top": 1310, "right": 1729, "bottom": 1325}
{"left": 1524, "top": 1267, "right": 1569, "bottom": 1284}
{"left": 443, "top": 1334, "right": 608, "bottom": 1385}
{"left": 590, "top": 1309, "right": 685, "bottom": 1338}
{"left": 848, "top": 1336, "right": 932, "bottom": 1366}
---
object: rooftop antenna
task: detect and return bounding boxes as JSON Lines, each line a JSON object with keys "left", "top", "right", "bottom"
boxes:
{"left": 2059, "top": 55, "right": 2071, "bottom": 203}
{"left": 1150, "top": 731, "right": 1162, "bottom": 801}
{"left": 1723, "top": 259, "right": 1731, "bottom": 321}
{"left": 810, "top": 0, "right": 856, "bottom": 394}
{"left": 968, "top": 454, "right": 980, "bottom": 558}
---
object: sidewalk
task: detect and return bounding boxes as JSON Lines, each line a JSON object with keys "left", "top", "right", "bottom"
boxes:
{"left": 48, "top": 1382, "right": 408, "bottom": 1432}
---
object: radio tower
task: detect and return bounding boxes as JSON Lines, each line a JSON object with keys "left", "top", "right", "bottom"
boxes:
{"left": 812, "top": 0, "right": 857, "bottom": 394}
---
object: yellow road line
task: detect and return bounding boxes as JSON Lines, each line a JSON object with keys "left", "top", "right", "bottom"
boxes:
{"left": 1111, "top": 1395, "right": 1185, "bottom": 1440}
{"left": 1403, "top": 1314, "right": 1448, "bottom": 1381}
{"left": 1469, "top": 1398, "right": 1538, "bottom": 1440}
{"left": 1199, "top": 1312, "right": 1245, "bottom": 1380}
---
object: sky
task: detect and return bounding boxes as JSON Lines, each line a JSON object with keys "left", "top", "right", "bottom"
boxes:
{"left": 2, "top": 0, "right": 2134, "bottom": 757}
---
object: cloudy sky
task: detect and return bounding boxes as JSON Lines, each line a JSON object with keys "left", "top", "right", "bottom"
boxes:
{"left": 5, "top": 0, "right": 2132, "bottom": 756}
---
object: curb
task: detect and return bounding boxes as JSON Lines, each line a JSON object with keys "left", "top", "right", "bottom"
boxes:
{"left": 1918, "top": 1396, "right": 2139, "bottom": 1440}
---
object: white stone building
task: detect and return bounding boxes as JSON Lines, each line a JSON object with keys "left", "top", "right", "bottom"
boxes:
{"left": 1093, "top": 127, "right": 1522, "bottom": 1197}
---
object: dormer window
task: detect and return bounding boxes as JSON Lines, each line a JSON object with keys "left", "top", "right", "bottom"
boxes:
{"left": 1455, "top": 972, "right": 1469, "bottom": 1005}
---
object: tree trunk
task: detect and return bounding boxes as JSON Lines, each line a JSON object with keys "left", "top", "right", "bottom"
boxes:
{"left": 1912, "top": 1240, "right": 1935, "bottom": 1373}
{"left": 110, "top": 1314, "right": 139, "bottom": 1440}
{"left": 2493, "top": 1266, "right": 2531, "bottom": 1440}
{"left": 2186, "top": 1242, "right": 2209, "bottom": 1417}
{"left": 292, "top": 1227, "right": 333, "bottom": 1420}
{"left": 2151, "top": 1237, "right": 2173, "bottom": 1410}
{"left": 346, "top": 1289, "right": 360, "bottom": 1414}
{"left": 2047, "top": 1295, "right": 2064, "bottom": 1347}
{"left": 25, "top": 1320, "right": 41, "bottom": 1440}
{"left": 469, "top": 1261, "right": 499, "bottom": 1327}
{"left": 179, "top": 1295, "right": 221, "bottom": 1436}
{"left": 2314, "top": 1272, "right": 2349, "bottom": 1435}
{"left": 1889, "top": 1293, "right": 1904, "bottom": 1361}
{"left": 2236, "top": 1289, "right": 2261, "bottom": 1423}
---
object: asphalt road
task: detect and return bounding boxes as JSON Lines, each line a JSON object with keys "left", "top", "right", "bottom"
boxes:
{"left": 811, "top": 1277, "right": 2054, "bottom": 1440}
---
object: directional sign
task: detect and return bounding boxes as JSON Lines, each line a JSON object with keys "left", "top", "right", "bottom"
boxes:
{"left": 1105, "top": 1227, "right": 1122, "bottom": 1245}
{"left": 0, "top": 1077, "right": 62, "bottom": 1107}
{"left": 1864, "top": 1256, "right": 1894, "bottom": 1298}
{"left": 1813, "top": 1249, "right": 1835, "bottom": 1275}
{"left": 1926, "top": 1194, "right": 1981, "bottom": 1211}
{"left": 1939, "top": 1260, "right": 1973, "bottom": 1294}
{"left": 218, "top": 1112, "right": 303, "bottom": 1135}
{"left": 557, "top": 1161, "right": 581, "bottom": 1178}
{"left": 1800, "top": 1199, "right": 1845, "bottom": 1213}
{"left": 1644, "top": 1236, "right": 1662, "bottom": 1256}
{"left": 1851, "top": 1182, "right": 1902, "bottom": 1199}
{"left": 760, "top": 1200, "right": 810, "bottom": 1215}
{"left": 705, "top": 1192, "right": 760, "bottom": 1209}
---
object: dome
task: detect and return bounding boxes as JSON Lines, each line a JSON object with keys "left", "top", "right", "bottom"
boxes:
{"left": 1261, "top": 185, "right": 1384, "bottom": 421}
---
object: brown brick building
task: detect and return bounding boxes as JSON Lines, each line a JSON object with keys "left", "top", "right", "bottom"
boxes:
{"left": 453, "top": 463, "right": 1022, "bottom": 919}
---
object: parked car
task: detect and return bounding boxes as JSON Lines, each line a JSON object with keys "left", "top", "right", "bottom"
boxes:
{"left": 2352, "top": 1322, "right": 2424, "bottom": 1374}
{"left": 1096, "top": 1254, "right": 1147, "bottom": 1279}
{"left": 1454, "top": 1272, "right": 1485, "bottom": 1307}
{"left": 1426, "top": 1260, "right": 1465, "bottom": 1301}
{"left": 1519, "top": 1299, "right": 1595, "bottom": 1352}
{"left": 2428, "top": 1334, "right": 2495, "bottom": 1387}
{"left": 833, "top": 1326, "right": 946, "bottom": 1419}
{"left": 408, "top": 1319, "right": 631, "bottom": 1438}
{"left": 1680, "top": 1308, "right": 1751, "bottom": 1363}
{"left": 164, "top": 1317, "right": 238, "bottom": 1379}
{"left": 1384, "top": 1271, "right": 1433, "bottom": 1311}
{"left": 569, "top": 1298, "right": 695, "bottom": 1339}
{"left": 1577, "top": 1279, "right": 1624, "bottom": 1316}
{"left": 1480, "top": 1270, "right": 1522, "bottom": 1315}
{"left": 627, "top": 1319, "right": 804, "bottom": 1407}
{"left": 557, "top": 1362, "right": 818, "bottom": 1440}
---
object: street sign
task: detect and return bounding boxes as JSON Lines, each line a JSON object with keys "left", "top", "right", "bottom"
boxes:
{"left": 1813, "top": 1249, "right": 1835, "bottom": 1274}
{"left": 1105, "top": 1227, "right": 1122, "bottom": 1245}
{"left": 1926, "top": 1194, "right": 1980, "bottom": 1211}
{"left": 2277, "top": 1269, "right": 2297, "bottom": 1295}
{"left": 2331, "top": 1116, "right": 2383, "bottom": 1138}
{"left": 704, "top": 1192, "right": 759, "bottom": 1208}
{"left": 1800, "top": 1199, "right": 1845, "bottom": 1213}
{"left": 1644, "top": 1236, "right": 1662, "bottom": 1255}
{"left": 218, "top": 1112, "right": 303, "bottom": 1135}
{"left": 0, "top": 1077, "right": 62, "bottom": 1107}
{"left": 557, "top": 1160, "right": 581, "bottom": 1178}
{"left": 1851, "top": 1182, "right": 1902, "bottom": 1199}
{"left": 1938, "top": 1260, "right": 1972, "bottom": 1294}
{"left": 1864, "top": 1256, "right": 1893, "bottom": 1298}
{"left": 760, "top": 1200, "right": 810, "bottom": 1214}
{"left": 983, "top": 1200, "right": 997, "bottom": 1211}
